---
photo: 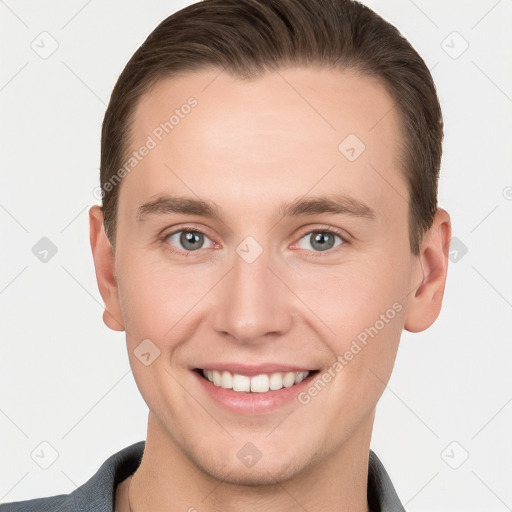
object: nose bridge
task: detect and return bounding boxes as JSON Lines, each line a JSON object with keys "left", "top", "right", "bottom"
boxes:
{"left": 211, "top": 243, "right": 292, "bottom": 343}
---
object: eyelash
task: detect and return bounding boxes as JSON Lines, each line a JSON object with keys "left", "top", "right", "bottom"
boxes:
{"left": 160, "top": 224, "right": 349, "bottom": 257}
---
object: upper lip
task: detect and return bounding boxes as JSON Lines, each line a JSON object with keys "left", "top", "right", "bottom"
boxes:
{"left": 193, "top": 363, "right": 315, "bottom": 376}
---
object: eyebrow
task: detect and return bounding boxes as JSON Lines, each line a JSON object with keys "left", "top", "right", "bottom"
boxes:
{"left": 136, "top": 193, "right": 376, "bottom": 222}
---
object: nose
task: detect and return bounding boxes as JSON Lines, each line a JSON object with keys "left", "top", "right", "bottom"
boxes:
{"left": 211, "top": 247, "right": 293, "bottom": 345}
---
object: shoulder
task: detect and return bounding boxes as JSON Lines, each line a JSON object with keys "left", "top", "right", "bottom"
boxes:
{"left": 0, "top": 494, "right": 72, "bottom": 512}
{"left": 0, "top": 441, "right": 145, "bottom": 512}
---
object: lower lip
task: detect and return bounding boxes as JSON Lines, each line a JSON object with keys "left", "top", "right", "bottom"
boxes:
{"left": 193, "top": 370, "right": 318, "bottom": 415}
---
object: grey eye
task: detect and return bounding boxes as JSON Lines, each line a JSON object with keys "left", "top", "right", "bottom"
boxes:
{"left": 296, "top": 231, "right": 343, "bottom": 252}
{"left": 167, "top": 230, "right": 211, "bottom": 251}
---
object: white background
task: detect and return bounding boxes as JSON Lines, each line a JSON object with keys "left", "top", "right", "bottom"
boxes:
{"left": 1, "top": 1, "right": 511, "bottom": 510}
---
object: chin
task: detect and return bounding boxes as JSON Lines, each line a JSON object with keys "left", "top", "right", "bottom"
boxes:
{"left": 203, "top": 459, "right": 305, "bottom": 487}
{"left": 190, "top": 442, "right": 318, "bottom": 488}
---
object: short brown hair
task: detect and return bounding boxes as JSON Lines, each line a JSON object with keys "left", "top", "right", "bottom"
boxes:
{"left": 100, "top": 0, "right": 443, "bottom": 255}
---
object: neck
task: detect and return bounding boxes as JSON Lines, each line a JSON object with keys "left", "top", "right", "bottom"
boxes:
{"left": 127, "top": 412, "right": 374, "bottom": 512}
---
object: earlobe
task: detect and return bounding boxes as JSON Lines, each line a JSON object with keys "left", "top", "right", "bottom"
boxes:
{"left": 89, "top": 205, "right": 125, "bottom": 332}
{"left": 404, "top": 208, "right": 452, "bottom": 333}
{"left": 103, "top": 310, "right": 125, "bottom": 331}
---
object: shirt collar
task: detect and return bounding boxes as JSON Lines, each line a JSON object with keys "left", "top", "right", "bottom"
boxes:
{"left": 71, "top": 441, "right": 404, "bottom": 512}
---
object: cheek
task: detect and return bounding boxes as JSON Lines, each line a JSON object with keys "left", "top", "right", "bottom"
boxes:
{"left": 116, "top": 253, "right": 217, "bottom": 345}
{"left": 288, "top": 257, "right": 407, "bottom": 404}
{"left": 116, "top": 257, "right": 206, "bottom": 413}
{"left": 292, "top": 259, "right": 406, "bottom": 339}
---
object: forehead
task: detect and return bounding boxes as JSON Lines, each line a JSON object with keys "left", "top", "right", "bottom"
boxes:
{"left": 122, "top": 66, "right": 406, "bottom": 224}
{"left": 133, "top": 66, "right": 400, "bottom": 153}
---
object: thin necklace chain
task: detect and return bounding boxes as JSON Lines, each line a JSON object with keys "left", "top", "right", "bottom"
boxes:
{"left": 127, "top": 477, "right": 134, "bottom": 512}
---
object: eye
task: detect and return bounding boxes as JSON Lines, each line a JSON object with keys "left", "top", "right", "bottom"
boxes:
{"left": 295, "top": 229, "right": 345, "bottom": 252}
{"left": 162, "top": 226, "right": 347, "bottom": 256}
{"left": 164, "top": 228, "right": 214, "bottom": 253}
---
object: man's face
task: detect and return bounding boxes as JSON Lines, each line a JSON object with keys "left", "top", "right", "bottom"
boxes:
{"left": 109, "top": 67, "right": 422, "bottom": 483}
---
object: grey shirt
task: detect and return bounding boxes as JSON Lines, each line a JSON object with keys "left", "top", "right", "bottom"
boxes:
{"left": 1, "top": 441, "right": 405, "bottom": 511}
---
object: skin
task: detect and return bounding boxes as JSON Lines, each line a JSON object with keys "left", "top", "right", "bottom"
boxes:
{"left": 89, "top": 66, "right": 451, "bottom": 512}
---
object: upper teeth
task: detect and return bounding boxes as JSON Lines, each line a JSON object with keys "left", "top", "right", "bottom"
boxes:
{"left": 202, "top": 369, "right": 310, "bottom": 393}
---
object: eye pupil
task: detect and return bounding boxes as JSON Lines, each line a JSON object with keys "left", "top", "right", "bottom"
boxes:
{"left": 180, "top": 231, "right": 203, "bottom": 250}
{"left": 311, "top": 232, "right": 335, "bottom": 251}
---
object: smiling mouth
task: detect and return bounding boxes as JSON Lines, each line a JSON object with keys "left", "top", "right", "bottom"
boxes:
{"left": 195, "top": 368, "right": 319, "bottom": 393}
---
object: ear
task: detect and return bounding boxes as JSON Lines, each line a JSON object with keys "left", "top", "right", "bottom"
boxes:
{"left": 404, "top": 208, "right": 452, "bottom": 333}
{"left": 89, "top": 205, "right": 125, "bottom": 332}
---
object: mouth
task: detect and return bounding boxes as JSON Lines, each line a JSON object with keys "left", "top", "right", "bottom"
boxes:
{"left": 194, "top": 368, "right": 319, "bottom": 394}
